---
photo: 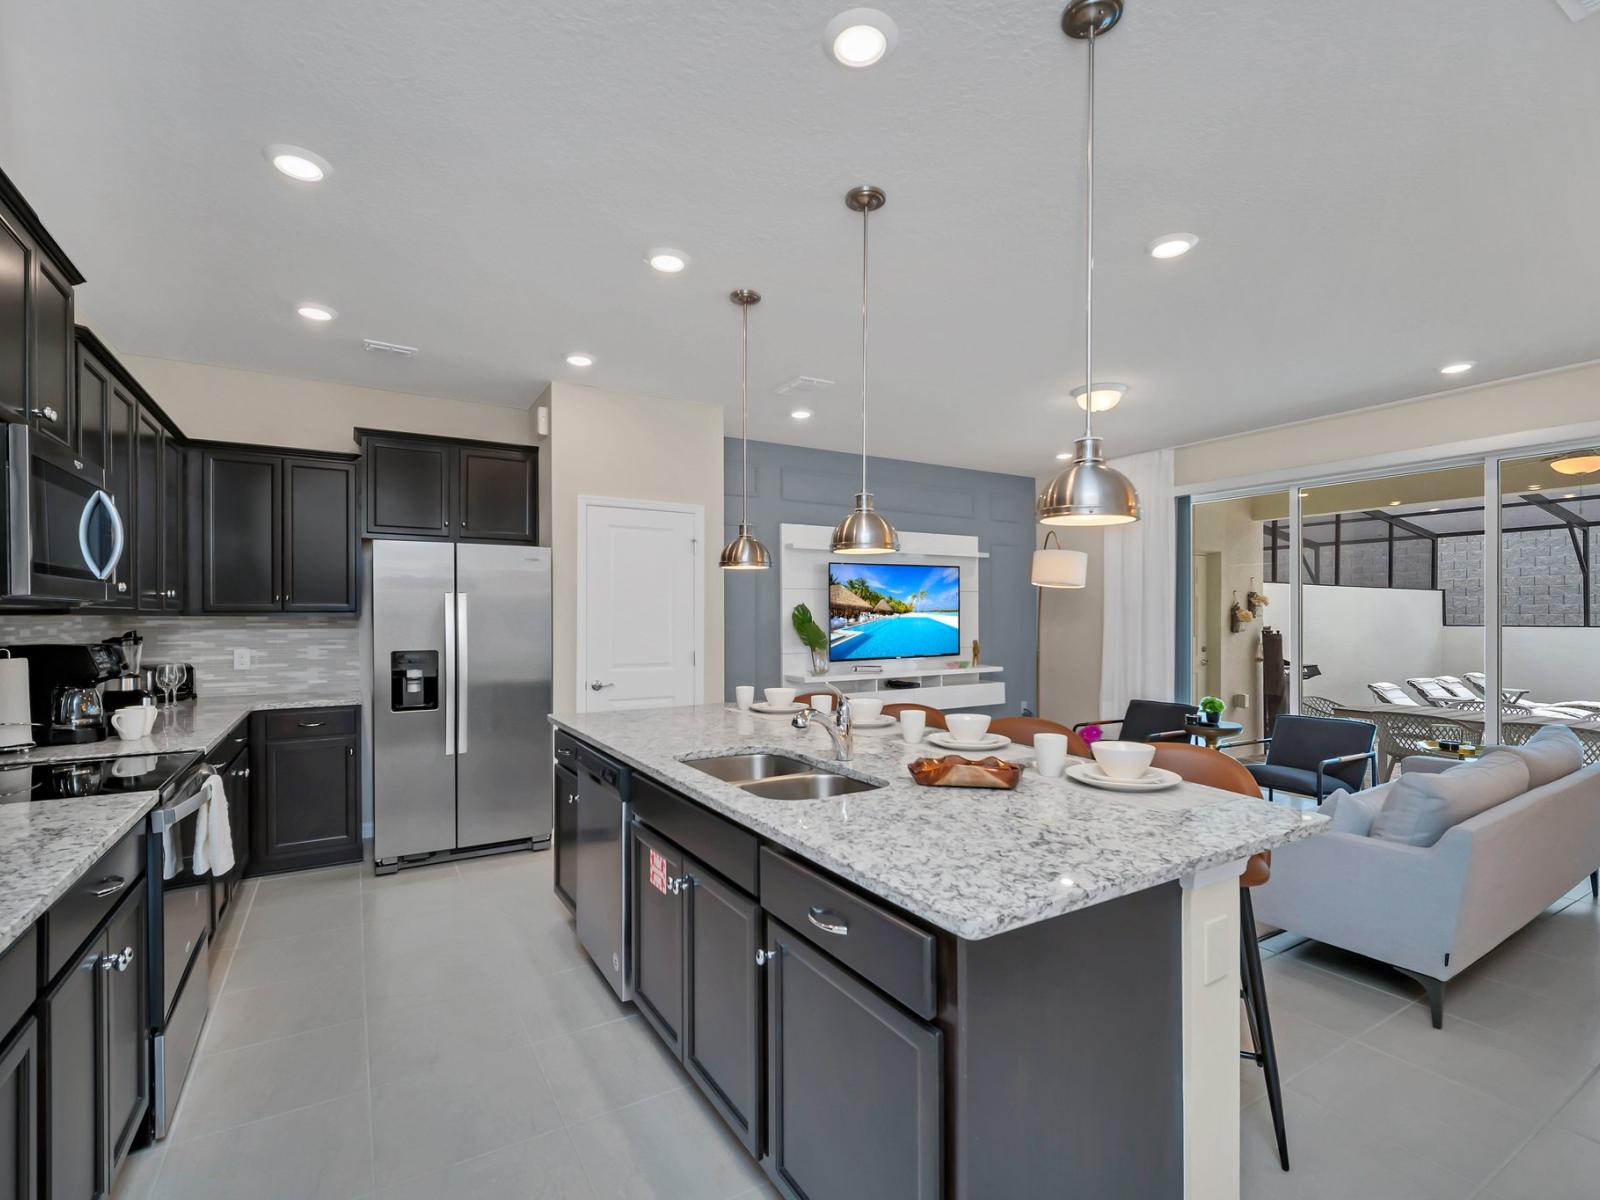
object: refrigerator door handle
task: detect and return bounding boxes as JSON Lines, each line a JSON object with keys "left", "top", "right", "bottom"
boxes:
{"left": 457, "top": 591, "right": 469, "bottom": 755}
{"left": 444, "top": 591, "right": 457, "bottom": 756}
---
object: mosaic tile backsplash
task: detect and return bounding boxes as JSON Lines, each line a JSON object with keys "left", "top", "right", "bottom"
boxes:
{"left": 0, "top": 613, "right": 363, "bottom": 697}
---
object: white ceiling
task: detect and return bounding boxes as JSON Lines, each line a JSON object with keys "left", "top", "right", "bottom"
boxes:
{"left": 1, "top": 0, "right": 1597, "bottom": 475}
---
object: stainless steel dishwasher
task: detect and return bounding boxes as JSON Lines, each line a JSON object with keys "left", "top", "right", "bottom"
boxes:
{"left": 573, "top": 741, "right": 631, "bottom": 1000}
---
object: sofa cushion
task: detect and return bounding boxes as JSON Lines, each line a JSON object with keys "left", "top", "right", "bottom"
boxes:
{"left": 1485, "top": 725, "right": 1583, "bottom": 790}
{"left": 1326, "top": 784, "right": 1390, "bottom": 837}
{"left": 1370, "top": 750, "right": 1530, "bottom": 848}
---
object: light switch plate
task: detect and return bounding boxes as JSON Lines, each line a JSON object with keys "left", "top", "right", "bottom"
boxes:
{"left": 233, "top": 649, "right": 252, "bottom": 670}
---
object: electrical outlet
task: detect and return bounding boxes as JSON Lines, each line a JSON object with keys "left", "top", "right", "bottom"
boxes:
{"left": 233, "top": 649, "right": 252, "bottom": 670}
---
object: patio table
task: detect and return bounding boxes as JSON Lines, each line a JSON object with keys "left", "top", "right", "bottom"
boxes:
{"left": 1333, "top": 702, "right": 1600, "bottom": 778}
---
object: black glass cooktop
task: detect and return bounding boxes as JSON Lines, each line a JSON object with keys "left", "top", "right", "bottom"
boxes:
{"left": 0, "top": 752, "right": 200, "bottom": 804}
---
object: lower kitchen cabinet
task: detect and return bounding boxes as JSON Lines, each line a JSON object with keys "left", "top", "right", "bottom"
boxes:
{"left": 0, "top": 1019, "right": 39, "bottom": 1200}
{"left": 763, "top": 918, "right": 942, "bottom": 1200}
{"left": 552, "top": 763, "right": 579, "bottom": 912}
{"left": 251, "top": 707, "right": 362, "bottom": 873}
{"left": 630, "top": 825, "right": 685, "bottom": 1056}
{"left": 210, "top": 747, "right": 252, "bottom": 931}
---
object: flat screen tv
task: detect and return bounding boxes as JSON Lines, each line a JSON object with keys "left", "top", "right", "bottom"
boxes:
{"left": 827, "top": 563, "right": 961, "bottom": 664}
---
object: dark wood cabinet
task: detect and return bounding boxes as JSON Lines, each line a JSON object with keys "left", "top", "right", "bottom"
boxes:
{"left": 74, "top": 351, "right": 107, "bottom": 482}
{"left": 763, "top": 918, "right": 942, "bottom": 1200}
{"left": 134, "top": 410, "right": 162, "bottom": 612}
{"left": 251, "top": 707, "right": 362, "bottom": 873}
{"left": 0, "top": 1019, "right": 39, "bottom": 1200}
{"left": 0, "top": 170, "right": 84, "bottom": 439}
{"left": 282, "top": 457, "right": 356, "bottom": 611}
{"left": 29, "top": 260, "right": 74, "bottom": 452}
{"left": 0, "top": 216, "right": 27, "bottom": 426}
{"left": 359, "top": 430, "right": 536, "bottom": 544}
{"left": 553, "top": 764, "right": 579, "bottom": 912}
{"left": 102, "top": 890, "right": 148, "bottom": 1176}
{"left": 161, "top": 438, "right": 183, "bottom": 612}
{"left": 630, "top": 824, "right": 686, "bottom": 1056}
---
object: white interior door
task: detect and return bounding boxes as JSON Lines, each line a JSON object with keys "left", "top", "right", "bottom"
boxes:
{"left": 580, "top": 499, "right": 702, "bottom": 711}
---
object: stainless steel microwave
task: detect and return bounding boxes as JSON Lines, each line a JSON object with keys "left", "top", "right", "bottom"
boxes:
{"left": 2, "top": 422, "right": 125, "bottom": 605}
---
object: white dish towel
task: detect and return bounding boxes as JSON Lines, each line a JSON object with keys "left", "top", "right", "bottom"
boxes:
{"left": 191, "top": 773, "right": 234, "bottom": 876}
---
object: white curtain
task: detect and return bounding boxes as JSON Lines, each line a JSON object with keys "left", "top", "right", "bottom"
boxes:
{"left": 1099, "top": 448, "right": 1177, "bottom": 718}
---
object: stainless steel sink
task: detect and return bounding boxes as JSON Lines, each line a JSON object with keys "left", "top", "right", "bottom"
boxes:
{"left": 737, "top": 773, "right": 881, "bottom": 800}
{"left": 686, "top": 753, "right": 813, "bottom": 783}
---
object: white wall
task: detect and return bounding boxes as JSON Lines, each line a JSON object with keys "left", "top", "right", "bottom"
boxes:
{"left": 1441, "top": 625, "right": 1600, "bottom": 706}
{"left": 1273, "top": 583, "right": 1450, "bottom": 710}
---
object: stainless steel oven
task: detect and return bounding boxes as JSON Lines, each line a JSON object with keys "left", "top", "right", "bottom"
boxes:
{"left": 2, "top": 422, "right": 125, "bottom": 604}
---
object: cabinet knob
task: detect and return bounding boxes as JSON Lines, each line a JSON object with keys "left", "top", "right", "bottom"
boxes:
{"left": 30, "top": 405, "right": 58, "bottom": 422}
{"left": 755, "top": 948, "right": 777, "bottom": 966}
{"left": 98, "top": 947, "right": 134, "bottom": 972}
{"left": 116, "top": 582, "right": 128, "bottom": 593}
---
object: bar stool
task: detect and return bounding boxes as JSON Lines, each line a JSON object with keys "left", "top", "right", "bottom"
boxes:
{"left": 988, "top": 716, "right": 1092, "bottom": 758}
{"left": 1151, "top": 743, "right": 1290, "bottom": 1172}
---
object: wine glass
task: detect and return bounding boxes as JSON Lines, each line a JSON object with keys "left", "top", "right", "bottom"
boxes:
{"left": 155, "top": 664, "right": 184, "bottom": 707}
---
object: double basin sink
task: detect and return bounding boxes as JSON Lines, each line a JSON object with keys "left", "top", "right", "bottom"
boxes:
{"left": 687, "top": 753, "right": 883, "bottom": 800}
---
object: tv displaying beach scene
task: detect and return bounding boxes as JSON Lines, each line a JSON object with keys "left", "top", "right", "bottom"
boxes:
{"left": 827, "top": 563, "right": 961, "bottom": 663}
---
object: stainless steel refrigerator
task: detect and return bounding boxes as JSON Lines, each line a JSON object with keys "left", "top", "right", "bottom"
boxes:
{"left": 371, "top": 540, "right": 552, "bottom": 870}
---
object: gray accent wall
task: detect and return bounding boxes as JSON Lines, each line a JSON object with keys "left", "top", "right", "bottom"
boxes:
{"left": 723, "top": 440, "right": 1038, "bottom": 711}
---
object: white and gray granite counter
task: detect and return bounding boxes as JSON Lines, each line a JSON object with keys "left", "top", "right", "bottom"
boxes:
{"left": 552, "top": 704, "right": 1327, "bottom": 940}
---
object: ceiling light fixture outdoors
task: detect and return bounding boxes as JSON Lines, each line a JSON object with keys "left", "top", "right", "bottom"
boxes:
{"left": 266, "top": 145, "right": 330, "bottom": 183}
{"left": 831, "top": 185, "right": 900, "bottom": 555}
{"left": 790, "top": 409, "right": 812, "bottom": 420}
{"left": 1038, "top": 0, "right": 1140, "bottom": 528}
{"left": 1071, "top": 382, "right": 1128, "bottom": 412}
{"left": 564, "top": 352, "right": 595, "bottom": 367}
{"left": 1551, "top": 450, "right": 1600, "bottom": 476}
{"left": 1147, "top": 233, "right": 1197, "bottom": 259}
{"left": 296, "top": 303, "right": 336, "bottom": 322}
{"left": 825, "top": 9, "right": 898, "bottom": 68}
{"left": 648, "top": 251, "right": 688, "bottom": 274}
{"left": 721, "top": 289, "right": 772, "bottom": 571}
{"left": 1439, "top": 361, "right": 1475, "bottom": 376}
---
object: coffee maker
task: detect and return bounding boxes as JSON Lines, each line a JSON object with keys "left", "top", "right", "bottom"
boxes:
{"left": 5, "top": 643, "right": 128, "bottom": 745}
{"left": 99, "top": 631, "right": 155, "bottom": 713}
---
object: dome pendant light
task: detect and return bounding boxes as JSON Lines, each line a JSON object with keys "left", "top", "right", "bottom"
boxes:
{"left": 1038, "top": 0, "right": 1140, "bottom": 528}
{"left": 832, "top": 185, "right": 900, "bottom": 555}
{"left": 720, "top": 289, "right": 772, "bottom": 571}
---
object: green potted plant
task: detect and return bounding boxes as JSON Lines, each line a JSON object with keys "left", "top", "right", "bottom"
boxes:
{"left": 1197, "top": 695, "right": 1226, "bottom": 727}
{"left": 792, "top": 603, "right": 829, "bottom": 676}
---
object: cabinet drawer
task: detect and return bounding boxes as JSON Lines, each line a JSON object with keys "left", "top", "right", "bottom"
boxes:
{"left": 206, "top": 717, "right": 250, "bottom": 768}
{"left": 0, "top": 925, "right": 36, "bottom": 1035}
{"left": 263, "top": 706, "right": 357, "bottom": 741}
{"left": 46, "top": 828, "right": 144, "bottom": 983}
{"left": 759, "top": 848, "right": 936, "bottom": 1020}
{"left": 633, "top": 774, "right": 758, "bottom": 896}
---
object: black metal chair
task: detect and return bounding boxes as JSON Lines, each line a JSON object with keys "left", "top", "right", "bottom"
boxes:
{"left": 1229, "top": 715, "right": 1378, "bottom": 805}
{"left": 1073, "top": 699, "right": 1193, "bottom": 743}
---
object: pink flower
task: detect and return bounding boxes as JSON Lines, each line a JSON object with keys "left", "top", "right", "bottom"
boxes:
{"left": 1081, "top": 724, "right": 1103, "bottom": 745}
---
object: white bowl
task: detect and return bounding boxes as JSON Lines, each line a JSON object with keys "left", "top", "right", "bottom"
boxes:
{"left": 1091, "top": 740, "right": 1156, "bottom": 781}
{"left": 851, "top": 697, "right": 883, "bottom": 721}
{"left": 763, "top": 687, "right": 797, "bottom": 708}
{"left": 944, "top": 713, "right": 991, "bottom": 743}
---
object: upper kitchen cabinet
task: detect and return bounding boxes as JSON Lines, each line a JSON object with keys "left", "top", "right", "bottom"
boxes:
{"left": 200, "top": 447, "right": 357, "bottom": 613}
{"left": 358, "top": 429, "right": 537, "bottom": 544}
{"left": 134, "top": 399, "right": 184, "bottom": 613}
{"left": 0, "top": 167, "right": 85, "bottom": 441}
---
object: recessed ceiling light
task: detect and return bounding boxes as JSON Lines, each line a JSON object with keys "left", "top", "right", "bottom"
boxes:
{"left": 1440, "top": 361, "right": 1475, "bottom": 376}
{"left": 1429, "top": 507, "right": 1441, "bottom": 512}
{"left": 1565, "top": 493, "right": 1579, "bottom": 500}
{"left": 648, "top": 251, "right": 688, "bottom": 274}
{"left": 1388, "top": 500, "right": 1401, "bottom": 506}
{"left": 1147, "top": 233, "right": 1198, "bottom": 260}
{"left": 296, "top": 303, "right": 335, "bottom": 322}
{"left": 790, "top": 409, "right": 812, "bottom": 421}
{"left": 825, "top": 9, "right": 898, "bottom": 68}
{"left": 565, "top": 352, "right": 595, "bottom": 367}
{"left": 1527, "top": 483, "right": 1542, "bottom": 490}
{"left": 266, "top": 144, "right": 330, "bottom": 183}
{"left": 1071, "top": 383, "right": 1128, "bottom": 412}
{"left": 1055, "top": 451, "right": 1074, "bottom": 461}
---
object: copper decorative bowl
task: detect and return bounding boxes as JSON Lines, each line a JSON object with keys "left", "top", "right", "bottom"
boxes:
{"left": 907, "top": 755, "right": 1024, "bottom": 789}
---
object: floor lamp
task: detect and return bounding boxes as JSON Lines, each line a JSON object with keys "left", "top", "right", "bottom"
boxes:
{"left": 1033, "top": 531, "right": 1088, "bottom": 716}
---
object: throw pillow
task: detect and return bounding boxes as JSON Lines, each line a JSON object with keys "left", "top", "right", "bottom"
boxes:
{"left": 1326, "top": 783, "right": 1388, "bottom": 837}
{"left": 1370, "top": 750, "right": 1530, "bottom": 848}
{"left": 1482, "top": 725, "right": 1583, "bottom": 790}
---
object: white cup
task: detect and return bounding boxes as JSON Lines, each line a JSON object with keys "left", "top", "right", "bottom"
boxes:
{"left": 898, "top": 709, "right": 927, "bottom": 743}
{"left": 1092, "top": 740, "right": 1157, "bottom": 781}
{"left": 734, "top": 685, "right": 754, "bottom": 710}
{"left": 810, "top": 693, "right": 834, "bottom": 713}
{"left": 111, "top": 707, "right": 158, "bottom": 740}
{"left": 1033, "top": 732, "right": 1069, "bottom": 778}
{"left": 763, "top": 687, "right": 797, "bottom": 708}
{"left": 944, "top": 713, "right": 992, "bottom": 743}
{"left": 852, "top": 697, "right": 883, "bottom": 721}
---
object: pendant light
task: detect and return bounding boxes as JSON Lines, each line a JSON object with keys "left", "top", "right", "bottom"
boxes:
{"left": 831, "top": 185, "right": 900, "bottom": 555}
{"left": 1037, "top": 0, "right": 1140, "bottom": 527}
{"left": 720, "top": 289, "right": 772, "bottom": 570}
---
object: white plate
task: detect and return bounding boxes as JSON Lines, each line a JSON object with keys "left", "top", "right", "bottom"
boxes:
{"left": 849, "top": 714, "right": 898, "bottom": 730}
{"left": 749, "top": 701, "right": 805, "bottom": 715}
{"left": 926, "top": 731, "right": 1012, "bottom": 753}
{"left": 1065, "top": 762, "right": 1181, "bottom": 792}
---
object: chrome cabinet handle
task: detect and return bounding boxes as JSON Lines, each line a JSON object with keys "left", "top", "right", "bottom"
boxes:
{"left": 30, "top": 406, "right": 58, "bottom": 422}
{"left": 297, "top": 721, "right": 325, "bottom": 728}
{"left": 88, "top": 876, "right": 127, "bottom": 898}
{"left": 99, "top": 947, "right": 134, "bottom": 972}
{"left": 589, "top": 681, "right": 614, "bottom": 691}
{"left": 457, "top": 592, "right": 469, "bottom": 754}
{"left": 806, "top": 907, "right": 849, "bottom": 936}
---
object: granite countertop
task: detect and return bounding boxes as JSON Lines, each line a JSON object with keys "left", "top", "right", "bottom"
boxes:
{"left": 552, "top": 704, "right": 1327, "bottom": 940}
{"left": 0, "top": 691, "right": 365, "bottom": 956}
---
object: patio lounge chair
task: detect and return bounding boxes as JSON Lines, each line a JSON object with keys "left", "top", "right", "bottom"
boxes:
{"left": 1461, "top": 672, "right": 1530, "bottom": 707}
{"left": 1367, "top": 682, "right": 1418, "bottom": 706}
{"left": 1405, "top": 677, "right": 1482, "bottom": 708}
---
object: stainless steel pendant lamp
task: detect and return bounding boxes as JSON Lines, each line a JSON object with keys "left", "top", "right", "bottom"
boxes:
{"left": 831, "top": 185, "right": 900, "bottom": 555}
{"left": 1037, "top": 0, "right": 1140, "bottom": 527}
{"left": 720, "top": 288, "right": 772, "bottom": 570}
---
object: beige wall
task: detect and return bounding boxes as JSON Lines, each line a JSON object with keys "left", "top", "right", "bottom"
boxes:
{"left": 1036, "top": 521, "right": 1106, "bottom": 725}
{"left": 120, "top": 354, "right": 536, "bottom": 452}
{"left": 1191, "top": 497, "right": 1269, "bottom": 739}
{"left": 546, "top": 382, "right": 724, "bottom": 711}
{"left": 1175, "top": 360, "right": 1600, "bottom": 487}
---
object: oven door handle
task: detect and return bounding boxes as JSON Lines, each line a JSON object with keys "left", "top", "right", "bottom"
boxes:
{"left": 149, "top": 762, "right": 220, "bottom": 832}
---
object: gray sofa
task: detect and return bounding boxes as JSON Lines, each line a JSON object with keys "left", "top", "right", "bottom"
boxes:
{"left": 1252, "top": 726, "right": 1600, "bottom": 1027}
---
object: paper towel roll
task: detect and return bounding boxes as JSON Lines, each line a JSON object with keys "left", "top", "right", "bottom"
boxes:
{"left": 0, "top": 654, "right": 33, "bottom": 750}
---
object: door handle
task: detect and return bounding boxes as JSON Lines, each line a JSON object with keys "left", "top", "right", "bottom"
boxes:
{"left": 297, "top": 721, "right": 325, "bottom": 728}
{"left": 589, "top": 681, "right": 614, "bottom": 691}
{"left": 443, "top": 591, "right": 457, "bottom": 757}
{"left": 87, "top": 875, "right": 127, "bottom": 899}
{"left": 457, "top": 592, "right": 469, "bottom": 755}
{"left": 806, "top": 907, "right": 849, "bottom": 936}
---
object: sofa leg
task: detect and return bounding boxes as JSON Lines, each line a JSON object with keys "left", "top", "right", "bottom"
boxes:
{"left": 1398, "top": 969, "right": 1446, "bottom": 1029}
{"left": 1591, "top": 870, "right": 1598, "bottom": 900}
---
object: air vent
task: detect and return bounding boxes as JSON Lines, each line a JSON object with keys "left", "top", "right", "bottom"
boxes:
{"left": 774, "top": 375, "right": 836, "bottom": 397}
{"left": 1556, "top": 0, "right": 1600, "bottom": 20}
{"left": 363, "top": 339, "right": 418, "bottom": 356}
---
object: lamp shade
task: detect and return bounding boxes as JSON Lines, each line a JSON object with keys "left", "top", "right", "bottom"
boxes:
{"left": 831, "top": 493, "right": 900, "bottom": 554}
{"left": 719, "top": 524, "right": 772, "bottom": 570}
{"left": 1032, "top": 546, "right": 1088, "bottom": 588}
{"left": 1037, "top": 437, "right": 1140, "bottom": 526}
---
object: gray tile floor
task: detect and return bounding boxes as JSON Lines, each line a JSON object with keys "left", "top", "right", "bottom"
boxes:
{"left": 109, "top": 848, "right": 1600, "bottom": 1199}
{"left": 113, "top": 850, "right": 776, "bottom": 1200}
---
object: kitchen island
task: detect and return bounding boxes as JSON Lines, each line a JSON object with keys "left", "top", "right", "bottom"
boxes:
{"left": 551, "top": 704, "right": 1326, "bottom": 1200}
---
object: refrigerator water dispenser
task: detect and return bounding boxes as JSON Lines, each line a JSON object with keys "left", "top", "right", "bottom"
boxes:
{"left": 390, "top": 651, "right": 439, "bottom": 711}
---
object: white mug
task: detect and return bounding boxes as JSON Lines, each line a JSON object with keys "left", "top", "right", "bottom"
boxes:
{"left": 810, "top": 693, "right": 834, "bottom": 713}
{"left": 898, "top": 709, "right": 927, "bottom": 743}
{"left": 1033, "top": 732, "right": 1069, "bottom": 778}
{"left": 734, "top": 685, "right": 755, "bottom": 710}
{"left": 112, "top": 707, "right": 158, "bottom": 740}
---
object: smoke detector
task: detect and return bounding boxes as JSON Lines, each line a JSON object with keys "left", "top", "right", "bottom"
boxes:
{"left": 363, "top": 339, "right": 418, "bottom": 356}
{"left": 1555, "top": 0, "right": 1599, "bottom": 20}
{"left": 774, "top": 375, "right": 836, "bottom": 397}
